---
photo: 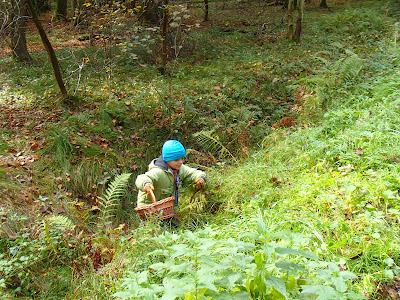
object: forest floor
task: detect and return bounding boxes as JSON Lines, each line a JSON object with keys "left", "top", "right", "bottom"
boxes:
{"left": 2, "top": 0, "right": 400, "bottom": 299}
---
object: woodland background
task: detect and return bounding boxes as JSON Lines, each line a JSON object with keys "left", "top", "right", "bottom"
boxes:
{"left": 1, "top": 0, "right": 400, "bottom": 299}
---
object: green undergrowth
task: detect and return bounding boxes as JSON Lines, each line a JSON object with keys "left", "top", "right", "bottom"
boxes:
{"left": 1, "top": 0, "right": 400, "bottom": 299}
{"left": 111, "top": 6, "right": 400, "bottom": 300}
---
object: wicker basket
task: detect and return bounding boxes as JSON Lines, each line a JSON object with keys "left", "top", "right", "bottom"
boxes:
{"left": 135, "top": 190, "right": 175, "bottom": 221}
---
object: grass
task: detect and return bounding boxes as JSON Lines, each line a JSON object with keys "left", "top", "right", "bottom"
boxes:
{"left": 1, "top": 0, "right": 400, "bottom": 298}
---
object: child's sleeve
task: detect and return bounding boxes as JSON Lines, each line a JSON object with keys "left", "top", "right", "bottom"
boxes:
{"left": 180, "top": 165, "right": 206, "bottom": 185}
{"left": 135, "top": 168, "right": 159, "bottom": 191}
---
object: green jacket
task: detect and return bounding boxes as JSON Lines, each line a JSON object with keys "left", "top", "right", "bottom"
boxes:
{"left": 135, "top": 156, "right": 206, "bottom": 208}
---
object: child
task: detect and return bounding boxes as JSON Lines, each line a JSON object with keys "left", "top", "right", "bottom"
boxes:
{"left": 135, "top": 140, "right": 206, "bottom": 224}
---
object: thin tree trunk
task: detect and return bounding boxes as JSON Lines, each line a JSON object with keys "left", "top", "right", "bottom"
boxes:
{"left": 34, "top": 0, "right": 50, "bottom": 12}
{"left": 160, "top": 0, "right": 168, "bottom": 74}
{"left": 320, "top": 0, "right": 328, "bottom": 8}
{"left": 26, "top": 0, "right": 68, "bottom": 98}
{"left": 204, "top": 0, "right": 209, "bottom": 22}
{"left": 10, "top": 0, "right": 32, "bottom": 62}
{"left": 287, "top": 0, "right": 294, "bottom": 40}
{"left": 55, "top": 0, "right": 68, "bottom": 21}
{"left": 293, "top": 0, "right": 304, "bottom": 41}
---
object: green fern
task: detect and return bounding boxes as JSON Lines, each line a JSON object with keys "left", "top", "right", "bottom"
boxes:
{"left": 193, "top": 130, "right": 236, "bottom": 162}
{"left": 301, "top": 51, "right": 363, "bottom": 90}
{"left": 97, "top": 173, "right": 132, "bottom": 233}
{"left": 296, "top": 47, "right": 364, "bottom": 109}
{"left": 45, "top": 215, "right": 75, "bottom": 230}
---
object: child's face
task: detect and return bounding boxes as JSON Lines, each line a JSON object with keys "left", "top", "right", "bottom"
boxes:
{"left": 166, "top": 157, "right": 185, "bottom": 170}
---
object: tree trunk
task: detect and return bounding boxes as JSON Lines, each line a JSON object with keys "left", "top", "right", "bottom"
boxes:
{"left": 33, "top": 0, "right": 50, "bottom": 12}
{"left": 204, "top": 0, "right": 209, "bottom": 22}
{"left": 55, "top": 0, "right": 68, "bottom": 21}
{"left": 286, "top": 0, "right": 294, "bottom": 40}
{"left": 139, "top": 0, "right": 162, "bottom": 25}
{"left": 293, "top": 0, "right": 304, "bottom": 41}
{"left": 26, "top": 0, "right": 68, "bottom": 98}
{"left": 160, "top": 0, "right": 168, "bottom": 74}
{"left": 10, "top": 0, "right": 32, "bottom": 62}
{"left": 72, "top": 0, "right": 85, "bottom": 26}
{"left": 320, "top": 0, "right": 328, "bottom": 8}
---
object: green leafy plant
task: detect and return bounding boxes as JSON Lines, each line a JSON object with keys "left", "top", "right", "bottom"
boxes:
{"left": 193, "top": 130, "right": 237, "bottom": 162}
{"left": 296, "top": 46, "right": 364, "bottom": 109}
{"left": 113, "top": 219, "right": 363, "bottom": 299}
{"left": 97, "top": 173, "right": 132, "bottom": 234}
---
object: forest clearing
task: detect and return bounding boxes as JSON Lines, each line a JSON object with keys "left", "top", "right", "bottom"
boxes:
{"left": 1, "top": 0, "right": 400, "bottom": 299}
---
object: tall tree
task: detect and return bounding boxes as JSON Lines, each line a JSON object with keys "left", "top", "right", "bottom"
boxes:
{"left": 26, "top": 0, "right": 68, "bottom": 98}
{"left": 287, "top": 0, "right": 294, "bottom": 39}
{"left": 204, "top": 0, "right": 209, "bottom": 22}
{"left": 55, "top": 0, "right": 68, "bottom": 21}
{"left": 160, "top": 0, "right": 168, "bottom": 74}
{"left": 320, "top": 0, "right": 328, "bottom": 8}
{"left": 33, "top": 0, "right": 50, "bottom": 12}
{"left": 287, "top": 0, "right": 305, "bottom": 41}
{"left": 9, "top": 0, "right": 32, "bottom": 62}
{"left": 293, "top": 0, "right": 304, "bottom": 41}
{"left": 138, "top": 0, "right": 162, "bottom": 25}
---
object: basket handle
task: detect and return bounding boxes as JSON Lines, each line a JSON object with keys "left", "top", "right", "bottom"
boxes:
{"left": 149, "top": 189, "right": 157, "bottom": 203}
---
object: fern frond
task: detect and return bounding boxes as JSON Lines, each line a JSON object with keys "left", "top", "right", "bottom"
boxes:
{"left": 338, "top": 54, "right": 363, "bottom": 84}
{"left": 193, "top": 130, "right": 236, "bottom": 161}
{"left": 45, "top": 215, "right": 75, "bottom": 230}
{"left": 97, "top": 173, "right": 132, "bottom": 233}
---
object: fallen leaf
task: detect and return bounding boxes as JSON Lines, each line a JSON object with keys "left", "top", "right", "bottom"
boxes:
{"left": 354, "top": 148, "right": 363, "bottom": 155}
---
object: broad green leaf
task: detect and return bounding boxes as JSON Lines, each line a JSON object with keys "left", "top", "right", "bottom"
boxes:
{"left": 137, "top": 271, "right": 149, "bottom": 284}
{"left": 162, "top": 277, "right": 195, "bottom": 300}
{"left": 228, "top": 272, "right": 245, "bottom": 287}
{"left": 345, "top": 292, "right": 368, "bottom": 299}
{"left": 212, "top": 291, "right": 250, "bottom": 300}
{"left": 384, "top": 269, "right": 394, "bottom": 279}
{"left": 214, "top": 246, "right": 239, "bottom": 255}
{"left": 239, "top": 232, "right": 260, "bottom": 240}
{"left": 255, "top": 252, "right": 263, "bottom": 268}
{"left": 332, "top": 276, "right": 347, "bottom": 293}
{"left": 339, "top": 271, "right": 357, "bottom": 280}
{"left": 148, "top": 249, "right": 168, "bottom": 256}
{"left": 285, "top": 276, "right": 297, "bottom": 291}
{"left": 150, "top": 262, "right": 167, "bottom": 271}
{"left": 300, "top": 285, "right": 338, "bottom": 299}
{"left": 344, "top": 184, "right": 356, "bottom": 192}
{"left": 256, "top": 218, "right": 269, "bottom": 236}
{"left": 199, "top": 239, "right": 218, "bottom": 251}
{"left": 170, "top": 244, "right": 192, "bottom": 258}
{"left": 112, "top": 291, "right": 136, "bottom": 299}
{"left": 183, "top": 231, "right": 197, "bottom": 244}
{"left": 372, "top": 232, "right": 381, "bottom": 239}
{"left": 232, "top": 291, "right": 251, "bottom": 300}
{"left": 265, "top": 276, "right": 287, "bottom": 299}
{"left": 275, "top": 261, "right": 306, "bottom": 272}
{"left": 275, "top": 247, "right": 319, "bottom": 260}
{"left": 168, "top": 261, "right": 194, "bottom": 274}
{"left": 384, "top": 257, "right": 394, "bottom": 267}
{"left": 328, "top": 239, "right": 348, "bottom": 249}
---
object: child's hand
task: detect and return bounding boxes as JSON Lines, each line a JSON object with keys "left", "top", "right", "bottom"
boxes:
{"left": 195, "top": 177, "right": 206, "bottom": 189}
{"left": 143, "top": 183, "right": 154, "bottom": 194}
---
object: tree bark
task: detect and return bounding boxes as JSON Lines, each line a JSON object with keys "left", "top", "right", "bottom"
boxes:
{"left": 26, "top": 0, "right": 68, "bottom": 98}
{"left": 160, "top": 0, "right": 168, "bottom": 74}
{"left": 55, "top": 0, "right": 68, "bottom": 21}
{"left": 139, "top": 0, "right": 162, "bottom": 25}
{"left": 293, "top": 0, "right": 304, "bottom": 41}
{"left": 33, "top": 0, "right": 50, "bottom": 12}
{"left": 10, "top": 0, "right": 32, "bottom": 62}
{"left": 204, "top": 0, "right": 209, "bottom": 22}
{"left": 320, "top": 0, "right": 328, "bottom": 8}
{"left": 286, "top": 0, "right": 294, "bottom": 40}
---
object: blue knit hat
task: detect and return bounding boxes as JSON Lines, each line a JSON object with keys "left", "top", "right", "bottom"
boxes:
{"left": 162, "top": 140, "right": 186, "bottom": 162}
